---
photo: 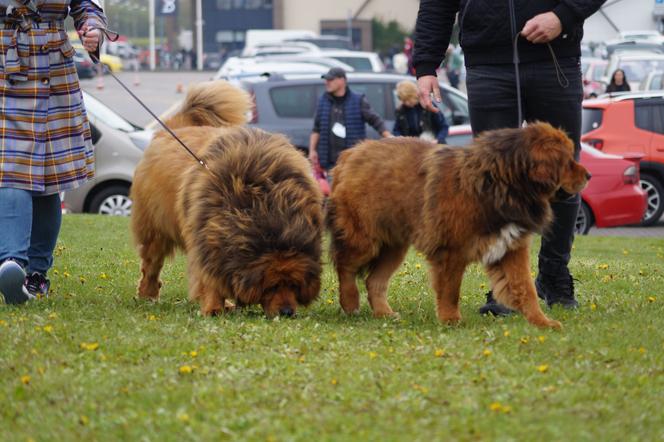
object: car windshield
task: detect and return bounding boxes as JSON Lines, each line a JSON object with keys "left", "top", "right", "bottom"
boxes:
{"left": 619, "top": 59, "right": 664, "bottom": 83}
{"left": 82, "top": 92, "right": 139, "bottom": 133}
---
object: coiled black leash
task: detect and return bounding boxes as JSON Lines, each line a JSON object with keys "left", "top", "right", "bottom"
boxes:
{"left": 84, "top": 27, "right": 209, "bottom": 171}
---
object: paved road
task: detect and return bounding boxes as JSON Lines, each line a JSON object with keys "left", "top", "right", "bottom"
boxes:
{"left": 80, "top": 71, "right": 664, "bottom": 237}
{"left": 80, "top": 70, "right": 214, "bottom": 127}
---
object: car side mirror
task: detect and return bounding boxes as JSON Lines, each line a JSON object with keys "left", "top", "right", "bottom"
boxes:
{"left": 90, "top": 123, "right": 102, "bottom": 145}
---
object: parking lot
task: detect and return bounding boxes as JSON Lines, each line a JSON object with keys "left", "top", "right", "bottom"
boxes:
{"left": 80, "top": 71, "right": 664, "bottom": 236}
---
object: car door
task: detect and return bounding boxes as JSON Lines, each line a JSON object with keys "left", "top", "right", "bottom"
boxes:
{"left": 635, "top": 98, "right": 664, "bottom": 157}
{"left": 260, "top": 83, "right": 320, "bottom": 150}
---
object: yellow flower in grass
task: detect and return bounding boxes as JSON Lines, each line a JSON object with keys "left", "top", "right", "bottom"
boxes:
{"left": 415, "top": 263, "right": 422, "bottom": 270}
{"left": 537, "top": 336, "right": 546, "bottom": 343}
{"left": 0, "top": 320, "right": 7, "bottom": 327}
{"left": 503, "top": 330, "right": 510, "bottom": 337}
{"left": 177, "top": 413, "right": 190, "bottom": 423}
{"left": 42, "top": 325, "right": 53, "bottom": 334}
{"left": 99, "top": 273, "right": 109, "bottom": 280}
{"left": 326, "top": 299, "right": 334, "bottom": 305}
{"left": 189, "top": 351, "right": 198, "bottom": 358}
{"left": 483, "top": 349, "right": 492, "bottom": 357}
{"left": 79, "top": 276, "right": 86, "bottom": 284}
{"left": 489, "top": 402, "right": 511, "bottom": 413}
{"left": 591, "top": 303, "right": 597, "bottom": 311}
{"left": 331, "top": 378, "right": 338, "bottom": 385}
{"left": 148, "top": 314, "right": 158, "bottom": 321}
{"left": 179, "top": 365, "right": 193, "bottom": 374}
{"left": 648, "top": 296, "right": 656, "bottom": 303}
{"left": 368, "top": 351, "right": 378, "bottom": 359}
{"left": 597, "top": 263, "right": 609, "bottom": 270}
{"left": 80, "top": 342, "right": 99, "bottom": 351}
{"left": 537, "top": 364, "right": 549, "bottom": 373}
{"left": 79, "top": 415, "right": 89, "bottom": 426}
{"left": 20, "top": 375, "right": 31, "bottom": 385}
{"left": 434, "top": 348, "right": 445, "bottom": 358}
{"left": 520, "top": 337, "right": 529, "bottom": 345}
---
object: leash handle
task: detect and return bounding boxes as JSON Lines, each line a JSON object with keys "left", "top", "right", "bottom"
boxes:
{"left": 84, "top": 29, "right": 209, "bottom": 171}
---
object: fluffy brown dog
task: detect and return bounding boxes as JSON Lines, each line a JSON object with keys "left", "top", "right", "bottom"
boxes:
{"left": 130, "top": 80, "right": 324, "bottom": 317}
{"left": 327, "top": 122, "right": 590, "bottom": 329}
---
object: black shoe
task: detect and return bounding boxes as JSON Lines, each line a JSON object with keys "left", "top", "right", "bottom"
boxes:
{"left": 478, "top": 291, "right": 515, "bottom": 316}
{"left": 535, "top": 271, "right": 578, "bottom": 309}
{"left": 25, "top": 272, "right": 50, "bottom": 298}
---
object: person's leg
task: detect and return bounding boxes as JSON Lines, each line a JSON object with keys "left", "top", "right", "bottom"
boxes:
{"left": 25, "top": 192, "right": 62, "bottom": 296}
{"left": 522, "top": 57, "right": 583, "bottom": 308}
{"left": 465, "top": 63, "right": 521, "bottom": 135}
{"left": 0, "top": 188, "right": 34, "bottom": 304}
{"left": 466, "top": 64, "right": 522, "bottom": 316}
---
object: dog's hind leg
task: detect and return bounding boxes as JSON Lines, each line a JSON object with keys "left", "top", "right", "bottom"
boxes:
{"left": 365, "top": 245, "right": 408, "bottom": 317}
{"left": 137, "top": 237, "right": 173, "bottom": 300}
{"left": 486, "top": 246, "right": 562, "bottom": 329}
{"left": 429, "top": 252, "right": 466, "bottom": 324}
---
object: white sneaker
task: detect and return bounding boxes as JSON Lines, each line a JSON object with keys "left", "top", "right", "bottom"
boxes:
{"left": 0, "top": 260, "right": 34, "bottom": 305}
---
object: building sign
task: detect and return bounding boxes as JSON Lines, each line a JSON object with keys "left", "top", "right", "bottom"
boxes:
{"left": 157, "top": 0, "right": 178, "bottom": 16}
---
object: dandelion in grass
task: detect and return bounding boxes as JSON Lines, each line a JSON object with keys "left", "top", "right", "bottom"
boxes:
{"left": 434, "top": 348, "right": 445, "bottom": 357}
{"left": 591, "top": 303, "right": 597, "bottom": 311}
{"left": 537, "top": 364, "right": 549, "bottom": 373}
{"left": 43, "top": 325, "right": 53, "bottom": 334}
{"left": 503, "top": 330, "right": 510, "bottom": 337}
{"left": 648, "top": 296, "right": 656, "bottom": 303}
{"left": 80, "top": 342, "right": 99, "bottom": 351}
{"left": 179, "top": 365, "right": 193, "bottom": 374}
{"left": 331, "top": 378, "right": 338, "bottom": 385}
{"left": 483, "top": 349, "right": 492, "bottom": 357}
{"left": 415, "top": 263, "right": 422, "bottom": 270}
{"left": 597, "top": 263, "right": 609, "bottom": 270}
{"left": 538, "top": 336, "right": 546, "bottom": 343}
{"left": 79, "top": 415, "right": 89, "bottom": 426}
{"left": 189, "top": 351, "right": 198, "bottom": 358}
{"left": 326, "top": 299, "right": 334, "bottom": 305}
{"left": 520, "top": 337, "right": 529, "bottom": 345}
{"left": 369, "top": 351, "right": 378, "bottom": 359}
{"left": 177, "top": 413, "right": 190, "bottom": 423}
{"left": 99, "top": 273, "right": 109, "bottom": 280}
{"left": 21, "top": 375, "right": 31, "bottom": 385}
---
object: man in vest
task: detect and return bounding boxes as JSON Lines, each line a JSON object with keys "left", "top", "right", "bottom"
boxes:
{"left": 309, "top": 67, "right": 392, "bottom": 180}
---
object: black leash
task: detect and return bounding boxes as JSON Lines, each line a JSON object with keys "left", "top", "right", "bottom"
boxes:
{"left": 85, "top": 27, "right": 209, "bottom": 171}
{"left": 507, "top": 1, "right": 570, "bottom": 128}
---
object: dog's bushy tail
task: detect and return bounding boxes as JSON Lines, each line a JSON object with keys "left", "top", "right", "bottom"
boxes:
{"left": 164, "top": 80, "right": 251, "bottom": 130}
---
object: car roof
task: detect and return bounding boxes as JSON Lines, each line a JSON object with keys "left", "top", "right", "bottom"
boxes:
{"left": 235, "top": 72, "right": 466, "bottom": 96}
{"left": 584, "top": 90, "right": 664, "bottom": 106}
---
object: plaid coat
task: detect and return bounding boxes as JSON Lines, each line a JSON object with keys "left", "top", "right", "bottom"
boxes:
{"left": 0, "top": 0, "right": 106, "bottom": 194}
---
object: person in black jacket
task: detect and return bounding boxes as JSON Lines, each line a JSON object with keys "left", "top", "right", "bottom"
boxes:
{"left": 393, "top": 80, "right": 448, "bottom": 143}
{"left": 605, "top": 69, "right": 631, "bottom": 93}
{"left": 414, "top": 0, "right": 606, "bottom": 315}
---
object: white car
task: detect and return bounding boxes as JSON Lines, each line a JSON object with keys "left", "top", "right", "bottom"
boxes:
{"left": 603, "top": 52, "right": 664, "bottom": 90}
{"left": 214, "top": 56, "right": 353, "bottom": 79}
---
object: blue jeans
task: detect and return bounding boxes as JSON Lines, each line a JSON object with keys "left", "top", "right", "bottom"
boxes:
{"left": 465, "top": 57, "right": 583, "bottom": 272}
{"left": 0, "top": 188, "right": 62, "bottom": 274}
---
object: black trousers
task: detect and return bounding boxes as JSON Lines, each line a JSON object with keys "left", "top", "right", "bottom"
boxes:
{"left": 465, "top": 56, "right": 583, "bottom": 273}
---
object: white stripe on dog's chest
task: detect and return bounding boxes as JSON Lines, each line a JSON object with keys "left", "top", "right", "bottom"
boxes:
{"left": 481, "top": 223, "right": 524, "bottom": 265}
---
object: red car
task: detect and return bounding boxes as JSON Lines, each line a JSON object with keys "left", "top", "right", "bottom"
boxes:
{"left": 577, "top": 144, "right": 647, "bottom": 234}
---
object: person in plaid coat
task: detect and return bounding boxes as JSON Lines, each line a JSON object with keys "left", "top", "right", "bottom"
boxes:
{"left": 0, "top": 0, "right": 106, "bottom": 304}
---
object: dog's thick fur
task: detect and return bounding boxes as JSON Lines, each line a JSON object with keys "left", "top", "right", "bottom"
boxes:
{"left": 327, "top": 122, "right": 589, "bottom": 328}
{"left": 130, "top": 80, "right": 324, "bottom": 317}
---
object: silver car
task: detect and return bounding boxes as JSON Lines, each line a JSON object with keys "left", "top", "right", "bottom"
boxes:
{"left": 61, "top": 91, "right": 152, "bottom": 216}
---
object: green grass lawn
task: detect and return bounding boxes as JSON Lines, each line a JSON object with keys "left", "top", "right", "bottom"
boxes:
{"left": 1, "top": 215, "right": 663, "bottom": 441}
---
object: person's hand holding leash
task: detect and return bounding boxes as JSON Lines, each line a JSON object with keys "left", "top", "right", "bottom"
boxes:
{"left": 79, "top": 25, "right": 101, "bottom": 52}
{"left": 521, "top": 12, "right": 562, "bottom": 44}
{"left": 417, "top": 75, "right": 441, "bottom": 113}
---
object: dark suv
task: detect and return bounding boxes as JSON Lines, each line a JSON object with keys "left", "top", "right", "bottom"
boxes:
{"left": 230, "top": 72, "right": 472, "bottom": 149}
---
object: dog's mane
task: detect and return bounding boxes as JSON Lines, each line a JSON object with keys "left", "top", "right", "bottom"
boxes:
{"left": 425, "top": 127, "right": 555, "bottom": 236}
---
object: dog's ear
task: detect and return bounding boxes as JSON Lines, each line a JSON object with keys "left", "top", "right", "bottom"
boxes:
{"left": 296, "top": 271, "right": 321, "bottom": 306}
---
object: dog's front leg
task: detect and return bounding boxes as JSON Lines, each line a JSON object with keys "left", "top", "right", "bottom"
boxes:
{"left": 486, "top": 246, "right": 562, "bottom": 329}
{"left": 429, "top": 252, "right": 466, "bottom": 324}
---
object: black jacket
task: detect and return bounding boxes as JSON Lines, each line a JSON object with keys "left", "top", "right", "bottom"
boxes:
{"left": 414, "top": 0, "right": 606, "bottom": 76}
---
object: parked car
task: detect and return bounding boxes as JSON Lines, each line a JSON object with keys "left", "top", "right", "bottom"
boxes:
{"left": 641, "top": 71, "right": 664, "bottom": 91}
{"left": 74, "top": 53, "right": 96, "bottom": 79}
{"left": 284, "top": 35, "right": 352, "bottom": 50}
{"left": 230, "top": 72, "right": 471, "bottom": 148}
{"left": 575, "top": 144, "right": 647, "bottom": 234}
{"left": 617, "top": 30, "right": 664, "bottom": 45}
{"left": 581, "top": 58, "right": 608, "bottom": 98}
{"left": 61, "top": 91, "right": 152, "bottom": 216}
{"left": 603, "top": 52, "right": 664, "bottom": 91}
{"left": 581, "top": 92, "right": 664, "bottom": 225}
{"left": 215, "top": 56, "right": 353, "bottom": 79}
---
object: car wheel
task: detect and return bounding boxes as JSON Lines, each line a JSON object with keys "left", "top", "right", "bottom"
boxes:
{"left": 575, "top": 201, "right": 593, "bottom": 235}
{"left": 640, "top": 173, "right": 663, "bottom": 226}
{"left": 89, "top": 185, "right": 132, "bottom": 216}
